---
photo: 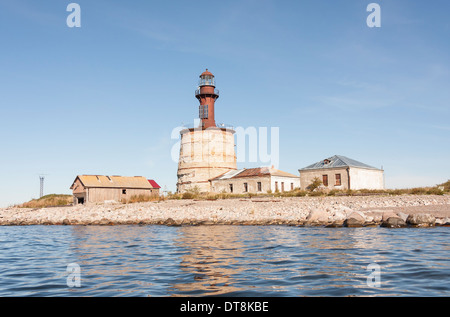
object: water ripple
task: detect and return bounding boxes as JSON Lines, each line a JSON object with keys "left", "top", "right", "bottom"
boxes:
{"left": 0, "top": 226, "right": 449, "bottom": 296}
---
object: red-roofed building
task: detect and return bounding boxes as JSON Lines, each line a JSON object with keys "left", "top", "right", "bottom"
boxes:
{"left": 148, "top": 179, "right": 161, "bottom": 189}
{"left": 70, "top": 175, "right": 160, "bottom": 205}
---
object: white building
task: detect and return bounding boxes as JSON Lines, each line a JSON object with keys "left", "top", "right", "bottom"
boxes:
{"left": 210, "top": 167, "right": 300, "bottom": 194}
{"left": 299, "top": 155, "right": 384, "bottom": 190}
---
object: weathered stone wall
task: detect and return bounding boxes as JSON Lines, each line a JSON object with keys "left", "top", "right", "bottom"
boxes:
{"left": 87, "top": 188, "right": 157, "bottom": 204}
{"left": 300, "top": 167, "right": 384, "bottom": 190}
{"left": 211, "top": 176, "right": 271, "bottom": 194}
{"left": 211, "top": 175, "right": 300, "bottom": 194}
{"left": 177, "top": 128, "right": 237, "bottom": 193}
{"left": 271, "top": 176, "right": 301, "bottom": 192}
{"left": 349, "top": 168, "right": 384, "bottom": 190}
{"left": 300, "top": 167, "right": 349, "bottom": 190}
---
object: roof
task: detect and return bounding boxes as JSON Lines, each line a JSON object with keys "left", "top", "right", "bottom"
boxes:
{"left": 148, "top": 179, "right": 161, "bottom": 189}
{"left": 299, "top": 155, "right": 382, "bottom": 171}
{"left": 70, "top": 175, "right": 154, "bottom": 189}
{"left": 211, "top": 167, "right": 298, "bottom": 181}
{"left": 213, "top": 169, "right": 245, "bottom": 180}
{"left": 200, "top": 69, "right": 214, "bottom": 77}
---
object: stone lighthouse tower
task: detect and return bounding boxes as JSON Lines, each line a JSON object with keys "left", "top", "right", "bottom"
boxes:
{"left": 177, "top": 70, "right": 237, "bottom": 193}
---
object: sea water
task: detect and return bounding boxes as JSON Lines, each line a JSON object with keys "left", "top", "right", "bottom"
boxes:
{"left": 0, "top": 225, "right": 448, "bottom": 296}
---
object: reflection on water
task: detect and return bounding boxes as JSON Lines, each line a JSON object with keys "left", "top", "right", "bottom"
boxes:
{"left": 0, "top": 225, "right": 449, "bottom": 296}
{"left": 172, "top": 226, "right": 244, "bottom": 296}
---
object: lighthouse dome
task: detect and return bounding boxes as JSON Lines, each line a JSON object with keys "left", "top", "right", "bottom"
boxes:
{"left": 200, "top": 69, "right": 214, "bottom": 77}
{"left": 198, "top": 69, "right": 215, "bottom": 87}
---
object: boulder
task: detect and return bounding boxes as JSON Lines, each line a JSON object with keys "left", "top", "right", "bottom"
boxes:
{"left": 326, "top": 220, "right": 345, "bottom": 228}
{"left": 97, "top": 218, "right": 114, "bottom": 226}
{"left": 382, "top": 211, "right": 399, "bottom": 222}
{"left": 397, "top": 212, "right": 409, "bottom": 222}
{"left": 367, "top": 212, "right": 383, "bottom": 224}
{"left": 163, "top": 217, "right": 180, "bottom": 226}
{"left": 331, "top": 210, "right": 347, "bottom": 222}
{"left": 344, "top": 211, "right": 366, "bottom": 227}
{"left": 381, "top": 217, "right": 407, "bottom": 228}
{"left": 406, "top": 213, "right": 435, "bottom": 227}
{"left": 62, "top": 218, "right": 71, "bottom": 225}
{"left": 306, "top": 208, "right": 329, "bottom": 225}
{"left": 435, "top": 217, "right": 450, "bottom": 226}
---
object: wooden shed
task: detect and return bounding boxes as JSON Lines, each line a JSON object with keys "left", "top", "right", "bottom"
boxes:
{"left": 70, "top": 175, "right": 160, "bottom": 205}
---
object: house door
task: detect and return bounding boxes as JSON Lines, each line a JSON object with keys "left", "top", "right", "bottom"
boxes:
{"left": 322, "top": 175, "right": 328, "bottom": 187}
{"left": 75, "top": 194, "right": 86, "bottom": 205}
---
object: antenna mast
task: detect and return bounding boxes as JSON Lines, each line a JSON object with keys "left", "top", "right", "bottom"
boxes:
{"left": 39, "top": 175, "right": 45, "bottom": 198}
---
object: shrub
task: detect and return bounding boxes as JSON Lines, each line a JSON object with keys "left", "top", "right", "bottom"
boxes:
{"left": 410, "top": 187, "right": 428, "bottom": 195}
{"left": 389, "top": 189, "right": 408, "bottom": 195}
{"left": 182, "top": 192, "right": 195, "bottom": 199}
{"left": 124, "top": 194, "right": 162, "bottom": 204}
{"left": 167, "top": 193, "right": 182, "bottom": 200}
{"left": 307, "top": 177, "right": 323, "bottom": 192}
{"left": 438, "top": 180, "right": 450, "bottom": 192}
{"left": 206, "top": 193, "right": 220, "bottom": 200}
{"left": 426, "top": 187, "right": 444, "bottom": 195}
{"left": 327, "top": 189, "right": 338, "bottom": 196}
{"left": 289, "top": 189, "right": 307, "bottom": 197}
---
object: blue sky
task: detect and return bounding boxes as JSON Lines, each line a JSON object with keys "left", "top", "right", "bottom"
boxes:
{"left": 0, "top": 0, "right": 449, "bottom": 207}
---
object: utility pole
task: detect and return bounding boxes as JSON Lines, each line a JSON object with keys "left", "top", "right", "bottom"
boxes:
{"left": 39, "top": 176, "right": 44, "bottom": 198}
{"left": 38, "top": 175, "right": 47, "bottom": 198}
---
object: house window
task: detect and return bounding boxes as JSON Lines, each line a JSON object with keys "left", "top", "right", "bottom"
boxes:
{"left": 229, "top": 184, "right": 233, "bottom": 193}
{"left": 335, "top": 174, "right": 342, "bottom": 186}
{"left": 322, "top": 175, "right": 328, "bottom": 187}
{"left": 281, "top": 182, "right": 285, "bottom": 192}
{"left": 257, "top": 182, "right": 262, "bottom": 192}
{"left": 122, "top": 189, "right": 127, "bottom": 194}
{"left": 244, "top": 183, "right": 248, "bottom": 192}
{"left": 291, "top": 183, "right": 294, "bottom": 190}
{"left": 275, "top": 181, "right": 278, "bottom": 192}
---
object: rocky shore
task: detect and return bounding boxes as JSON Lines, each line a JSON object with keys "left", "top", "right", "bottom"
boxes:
{"left": 1, "top": 195, "right": 450, "bottom": 228}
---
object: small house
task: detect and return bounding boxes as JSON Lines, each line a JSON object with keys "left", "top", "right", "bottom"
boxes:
{"left": 70, "top": 175, "right": 160, "bottom": 205}
{"left": 210, "top": 167, "right": 300, "bottom": 194}
{"left": 299, "top": 155, "right": 384, "bottom": 191}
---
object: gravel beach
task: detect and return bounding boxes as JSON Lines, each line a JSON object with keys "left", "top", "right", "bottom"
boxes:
{"left": 1, "top": 194, "right": 450, "bottom": 227}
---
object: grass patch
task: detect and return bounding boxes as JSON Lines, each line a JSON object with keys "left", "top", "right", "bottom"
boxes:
{"left": 167, "top": 185, "right": 447, "bottom": 201}
{"left": 322, "top": 187, "right": 445, "bottom": 196}
{"left": 122, "top": 194, "right": 165, "bottom": 204}
{"left": 18, "top": 194, "right": 73, "bottom": 208}
{"left": 168, "top": 188, "right": 314, "bottom": 200}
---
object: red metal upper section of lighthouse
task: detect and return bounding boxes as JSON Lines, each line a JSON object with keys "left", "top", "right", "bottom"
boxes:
{"left": 200, "top": 69, "right": 214, "bottom": 77}
{"left": 195, "top": 69, "right": 219, "bottom": 129}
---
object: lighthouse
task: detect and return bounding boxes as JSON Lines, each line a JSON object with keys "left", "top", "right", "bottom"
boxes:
{"left": 196, "top": 69, "right": 219, "bottom": 129}
{"left": 177, "top": 70, "right": 237, "bottom": 193}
